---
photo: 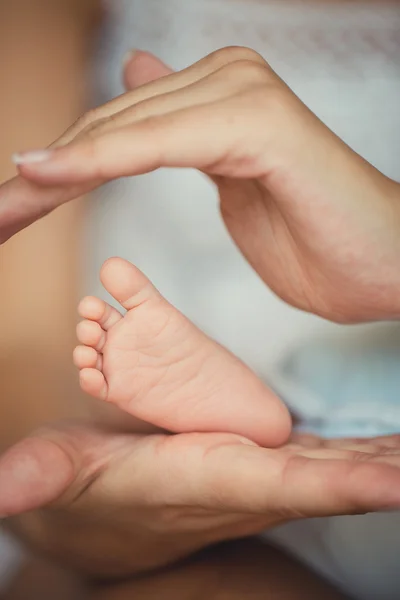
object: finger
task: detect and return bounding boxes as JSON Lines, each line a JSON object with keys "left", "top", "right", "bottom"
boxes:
{"left": 0, "top": 424, "right": 145, "bottom": 516}
{"left": 319, "top": 440, "right": 394, "bottom": 454}
{"left": 368, "top": 434, "right": 400, "bottom": 449}
{"left": 14, "top": 90, "right": 272, "bottom": 186}
{"left": 0, "top": 176, "right": 91, "bottom": 245}
{"left": 0, "top": 48, "right": 267, "bottom": 244}
{"left": 296, "top": 447, "right": 400, "bottom": 460}
{"left": 123, "top": 50, "right": 172, "bottom": 90}
{"left": 291, "top": 433, "right": 400, "bottom": 452}
{"left": 198, "top": 443, "right": 400, "bottom": 519}
{"left": 72, "top": 60, "right": 268, "bottom": 143}
{"left": 1, "top": 49, "right": 165, "bottom": 245}
{"left": 323, "top": 434, "right": 400, "bottom": 451}
{"left": 55, "top": 46, "right": 268, "bottom": 147}
{"left": 100, "top": 434, "right": 400, "bottom": 520}
{"left": 0, "top": 46, "right": 162, "bottom": 247}
{"left": 0, "top": 433, "right": 76, "bottom": 515}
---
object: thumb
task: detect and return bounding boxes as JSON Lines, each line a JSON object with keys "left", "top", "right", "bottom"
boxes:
{"left": 0, "top": 424, "right": 122, "bottom": 516}
{"left": 123, "top": 50, "right": 173, "bottom": 90}
{"left": 0, "top": 434, "right": 75, "bottom": 516}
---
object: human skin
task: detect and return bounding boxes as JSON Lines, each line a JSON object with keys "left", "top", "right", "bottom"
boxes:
{"left": 3, "top": 422, "right": 400, "bottom": 579}
{"left": 4, "top": 47, "right": 400, "bottom": 324}
{"left": 0, "top": 3, "right": 396, "bottom": 596}
{"left": 2, "top": 42, "right": 400, "bottom": 592}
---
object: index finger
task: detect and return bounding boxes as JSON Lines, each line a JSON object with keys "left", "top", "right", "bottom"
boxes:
{"left": 0, "top": 47, "right": 267, "bottom": 244}
{"left": 0, "top": 175, "right": 91, "bottom": 244}
{"left": 202, "top": 441, "right": 400, "bottom": 520}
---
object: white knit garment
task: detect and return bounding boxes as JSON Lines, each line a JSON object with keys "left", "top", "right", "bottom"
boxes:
{"left": 87, "top": 0, "right": 400, "bottom": 374}
{"left": 2, "top": 2, "right": 398, "bottom": 594}
{"left": 86, "top": 3, "right": 400, "bottom": 599}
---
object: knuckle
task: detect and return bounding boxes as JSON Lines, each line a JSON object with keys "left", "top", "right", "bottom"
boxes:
{"left": 79, "top": 115, "right": 112, "bottom": 141}
{"left": 75, "top": 108, "right": 100, "bottom": 132}
{"left": 76, "top": 111, "right": 122, "bottom": 145}
{"left": 206, "top": 45, "right": 267, "bottom": 70}
{"left": 221, "top": 59, "right": 272, "bottom": 85}
{"left": 220, "top": 46, "right": 266, "bottom": 66}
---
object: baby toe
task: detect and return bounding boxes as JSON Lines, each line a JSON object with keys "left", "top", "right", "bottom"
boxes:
{"left": 73, "top": 345, "right": 102, "bottom": 370}
{"left": 78, "top": 296, "right": 104, "bottom": 320}
{"left": 78, "top": 296, "right": 122, "bottom": 331}
{"left": 80, "top": 368, "right": 108, "bottom": 400}
{"left": 76, "top": 320, "right": 106, "bottom": 351}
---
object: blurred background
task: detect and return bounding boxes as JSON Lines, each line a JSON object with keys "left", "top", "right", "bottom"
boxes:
{"left": 0, "top": 0, "right": 399, "bottom": 598}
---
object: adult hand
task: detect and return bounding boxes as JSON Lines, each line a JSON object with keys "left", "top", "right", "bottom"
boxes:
{"left": 1, "top": 48, "right": 400, "bottom": 323}
{"left": 1, "top": 421, "right": 400, "bottom": 578}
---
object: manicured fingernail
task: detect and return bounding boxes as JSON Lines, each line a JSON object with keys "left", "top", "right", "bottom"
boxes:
{"left": 12, "top": 149, "right": 53, "bottom": 165}
{"left": 122, "top": 49, "right": 138, "bottom": 68}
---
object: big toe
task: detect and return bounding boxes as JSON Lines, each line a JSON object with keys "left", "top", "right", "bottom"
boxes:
{"left": 100, "top": 257, "right": 158, "bottom": 311}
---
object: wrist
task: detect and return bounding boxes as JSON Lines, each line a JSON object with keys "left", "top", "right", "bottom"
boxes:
{"left": 331, "top": 176, "right": 400, "bottom": 324}
{"left": 373, "top": 179, "right": 400, "bottom": 320}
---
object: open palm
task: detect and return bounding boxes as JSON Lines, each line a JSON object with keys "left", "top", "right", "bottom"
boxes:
{"left": 2, "top": 423, "right": 400, "bottom": 577}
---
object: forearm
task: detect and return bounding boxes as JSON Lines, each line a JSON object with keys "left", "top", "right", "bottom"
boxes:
{"left": 0, "top": 0, "right": 101, "bottom": 447}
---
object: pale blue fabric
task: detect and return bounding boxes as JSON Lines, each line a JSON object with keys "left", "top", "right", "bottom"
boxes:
{"left": 92, "top": 3, "right": 400, "bottom": 599}
{"left": 272, "top": 326, "right": 400, "bottom": 438}
{"left": 266, "top": 327, "right": 400, "bottom": 600}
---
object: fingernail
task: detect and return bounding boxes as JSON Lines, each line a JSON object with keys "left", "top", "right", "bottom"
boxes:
{"left": 122, "top": 49, "right": 138, "bottom": 68}
{"left": 12, "top": 149, "right": 53, "bottom": 166}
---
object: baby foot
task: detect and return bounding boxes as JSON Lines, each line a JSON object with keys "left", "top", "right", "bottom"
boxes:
{"left": 73, "top": 258, "right": 291, "bottom": 446}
